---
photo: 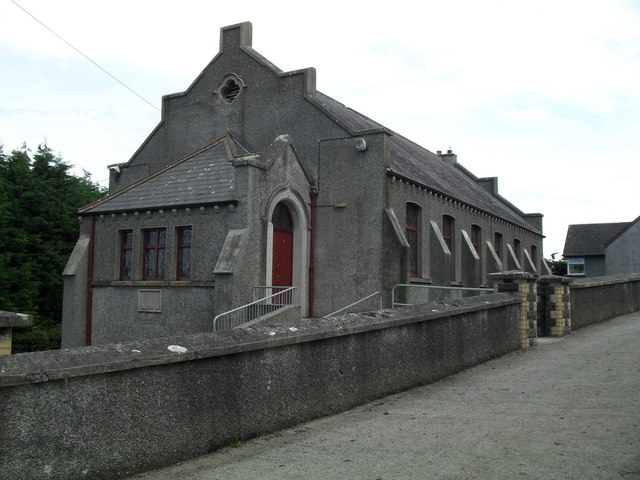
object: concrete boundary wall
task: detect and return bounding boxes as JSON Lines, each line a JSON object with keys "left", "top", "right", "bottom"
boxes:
{"left": 570, "top": 274, "right": 640, "bottom": 329}
{"left": 0, "top": 294, "right": 519, "bottom": 480}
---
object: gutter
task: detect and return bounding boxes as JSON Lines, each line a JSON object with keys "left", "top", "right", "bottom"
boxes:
{"left": 86, "top": 216, "right": 95, "bottom": 346}
{"left": 308, "top": 189, "right": 318, "bottom": 317}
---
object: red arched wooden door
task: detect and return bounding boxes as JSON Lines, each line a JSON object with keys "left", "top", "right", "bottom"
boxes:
{"left": 272, "top": 203, "right": 294, "bottom": 287}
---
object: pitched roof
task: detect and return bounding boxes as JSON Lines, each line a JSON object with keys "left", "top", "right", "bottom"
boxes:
{"left": 85, "top": 33, "right": 540, "bottom": 234}
{"left": 604, "top": 215, "right": 640, "bottom": 248}
{"left": 386, "top": 136, "right": 538, "bottom": 230}
{"left": 563, "top": 222, "right": 630, "bottom": 256}
{"left": 80, "top": 137, "right": 242, "bottom": 214}
{"left": 313, "top": 92, "right": 385, "bottom": 133}
{"left": 310, "top": 92, "right": 540, "bottom": 234}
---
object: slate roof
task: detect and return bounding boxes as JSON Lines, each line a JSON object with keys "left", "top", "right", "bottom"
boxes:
{"left": 80, "top": 138, "right": 239, "bottom": 214}
{"left": 314, "top": 92, "right": 385, "bottom": 133}
{"left": 563, "top": 222, "right": 629, "bottom": 256}
{"left": 83, "top": 71, "right": 541, "bottom": 234}
{"left": 604, "top": 215, "right": 640, "bottom": 248}
{"left": 312, "top": 92, "right": 540, "bottom": 234}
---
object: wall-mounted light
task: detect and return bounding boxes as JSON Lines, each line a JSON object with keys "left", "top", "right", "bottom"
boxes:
{"left": 355, "top": 138, "right": 367, "bottom": 151}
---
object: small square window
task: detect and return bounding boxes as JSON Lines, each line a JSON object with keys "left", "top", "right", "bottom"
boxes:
{"left": 567, "top": 258, "right": 585, "bottom": 276}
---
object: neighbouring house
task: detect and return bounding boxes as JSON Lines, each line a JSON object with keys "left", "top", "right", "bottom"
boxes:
{"left": 563, "top": 216, "right": 640, "bottom": 277}
{"left": 604, "top": 216, "right": 640, "bottom": 275}
{"left": 61, "top": 22, "right": 544, "bottom": 347}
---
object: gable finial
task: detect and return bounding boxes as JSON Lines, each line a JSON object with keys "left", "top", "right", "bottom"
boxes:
{"left": 220, "top": 22, "right": 253, "bottom": 52}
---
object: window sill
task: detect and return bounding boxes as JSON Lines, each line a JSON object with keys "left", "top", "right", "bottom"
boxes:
{"left": 96, "top": 280, "right": 215, "bottom": 287}
{"left": 409, "top": 277, "right": 432, "bottom": 284}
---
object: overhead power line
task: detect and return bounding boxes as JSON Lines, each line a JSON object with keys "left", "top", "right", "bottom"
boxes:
{"left": 10, "top": 0, "right": 224, "bottom": 184}
{"left": 10, "top": 0, "right": 160, "bottom": 112}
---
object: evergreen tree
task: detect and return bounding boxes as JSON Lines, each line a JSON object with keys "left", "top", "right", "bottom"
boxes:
{"left": 0, "top": 143, "right": 105, "bottom": 352}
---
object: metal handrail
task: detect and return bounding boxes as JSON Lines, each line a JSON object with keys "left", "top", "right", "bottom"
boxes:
{"left": 323, "top": 291, "right": 383, "bottom": 318}
{"left": 213, "top": 286, "right": 297, "bottom": 332}
{"left": 391, "top": 284, "right": 493, "bottom": 308}
{"left": 252, "top": 286, "right": 294, "bottom": 301}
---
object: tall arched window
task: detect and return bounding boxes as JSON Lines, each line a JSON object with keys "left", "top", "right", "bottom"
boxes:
{"left": 443, "top": 215, "right": 456, "bottom": 282}
{"left": 514, "top": 239, "right": 521, "bottom": 260}
{"left": 443, "top": 215, "right": 455, "bottom": 253}
{"left": 471, "top": 224, "right": 481, "bottom": 255}
{"left": 494, "top": 232, "right": 503, "bottom": 259}
{"left": 406, "top": 203, "right": 421, "bottom": 277}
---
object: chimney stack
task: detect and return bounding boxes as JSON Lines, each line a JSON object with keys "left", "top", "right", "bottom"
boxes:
{"left": 439, "top": 148, "right": 457, "bottom": 165}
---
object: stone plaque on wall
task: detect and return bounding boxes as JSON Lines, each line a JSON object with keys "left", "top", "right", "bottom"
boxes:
{"left": 138, "top": 289, "right": 162, "bottom": 313}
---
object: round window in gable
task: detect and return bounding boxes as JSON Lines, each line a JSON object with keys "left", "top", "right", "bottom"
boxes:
{"left": 221, "top": 79, "right": 241, "bottom": 103}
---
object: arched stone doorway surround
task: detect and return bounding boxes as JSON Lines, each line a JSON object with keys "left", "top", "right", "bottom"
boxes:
{"left": 265, "top": 188, "right": 309, "bottom": 317}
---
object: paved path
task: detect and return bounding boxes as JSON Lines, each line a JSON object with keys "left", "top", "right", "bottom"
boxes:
{"left": 129, "top": 312, "right": 640, "bottom": 480}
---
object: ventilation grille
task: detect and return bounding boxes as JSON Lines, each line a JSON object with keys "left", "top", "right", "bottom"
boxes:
{"left": 222, "top": 80, "right": 241, "bottom": 103}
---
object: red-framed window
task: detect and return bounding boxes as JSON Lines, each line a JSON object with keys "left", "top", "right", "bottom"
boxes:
{"left": 176, "top": 226, "right": 192, "bottom": 280}
{"left": 143, "top": 228, "right": 166, "bottom": 280}
{"left": 120, "top": 230, "right": 133, "bottom": 280}
{"left": 406, "top": 203, "right": 420, "bottom": 277}
{"left": 443, "top": 215, "right": 454, "bottom": 252}
{"left": 494, "top": 232, "right": 503, "bottom": 259}
{"left": 471, "top": 224, "right": 481, "bottom": 254}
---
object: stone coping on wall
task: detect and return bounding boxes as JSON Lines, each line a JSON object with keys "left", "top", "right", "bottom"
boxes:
{"left": 538, "top": 275, "right": 575, "bottom": 284}
{"left": 488, "top": 270, "right": 538, "bottom": 281}
{"left": 0, "top": 293, "right": 519, "bottom": 387}
{"left": 570, "top": 273, "right": 640, "bottom": 289}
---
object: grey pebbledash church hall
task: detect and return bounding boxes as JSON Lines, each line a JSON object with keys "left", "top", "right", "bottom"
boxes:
{"left": 61, "top": 22, "right": 544, "bottom": 347}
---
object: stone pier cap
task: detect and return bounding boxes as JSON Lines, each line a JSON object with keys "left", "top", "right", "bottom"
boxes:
{"left": 0, "top": 311, "right": 33, "bottom": 328}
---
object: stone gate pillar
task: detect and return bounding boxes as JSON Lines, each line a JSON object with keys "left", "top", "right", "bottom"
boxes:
{"left": 538, "top": 275, "right": 574, "bottom": 337}
{"left": 489, "top": 271, "right": 538, "bottom": 349}
{"left": 0, "top": 310, "right": 33, "bottom": 355}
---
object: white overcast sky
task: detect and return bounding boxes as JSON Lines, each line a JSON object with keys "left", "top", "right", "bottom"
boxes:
{"left": 1, "top": 0, "right": 639, "bottom": 258}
